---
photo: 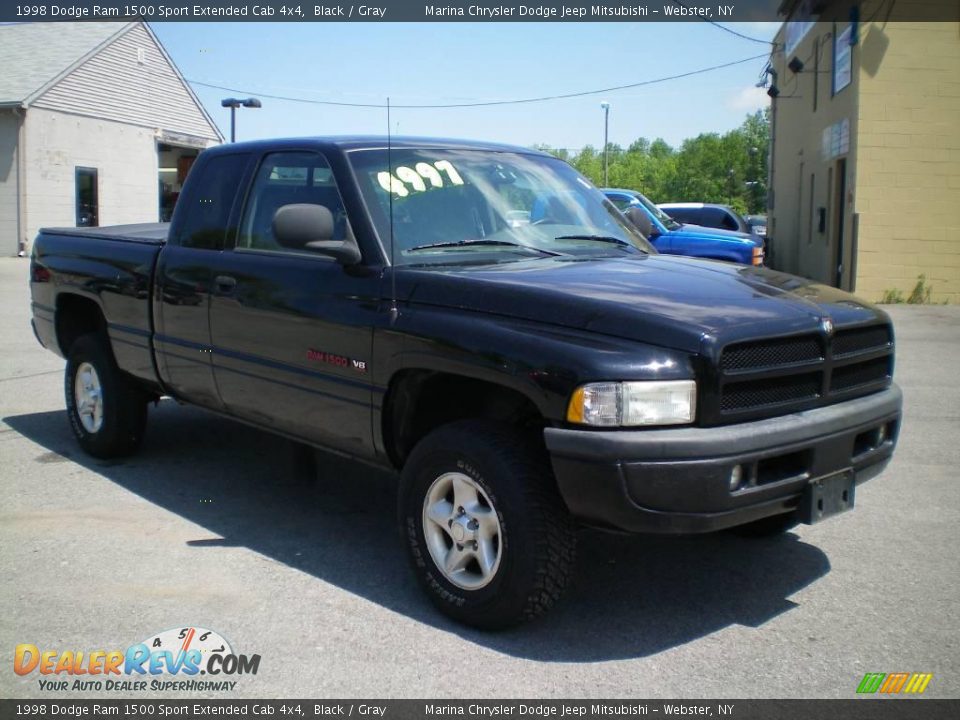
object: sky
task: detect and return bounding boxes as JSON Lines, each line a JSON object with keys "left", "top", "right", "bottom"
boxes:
{"left": 152, "top": 21, "right": 781, "bottom": 151}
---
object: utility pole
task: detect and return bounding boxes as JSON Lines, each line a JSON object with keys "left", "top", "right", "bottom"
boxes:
{"left": 600, "top": 101, "right": 610, "bottom": 186}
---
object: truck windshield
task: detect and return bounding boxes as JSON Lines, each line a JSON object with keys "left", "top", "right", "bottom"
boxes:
{"left": 348, "top": 149, "right": 654, "bottom": 265}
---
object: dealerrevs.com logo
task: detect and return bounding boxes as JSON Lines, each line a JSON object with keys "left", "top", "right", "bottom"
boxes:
{"left": 14, "top": 627, "right": 260, "bottom": 692}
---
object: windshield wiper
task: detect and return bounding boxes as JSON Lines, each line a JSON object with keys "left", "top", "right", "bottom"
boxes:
{"left": 553, "top": 234, "right": 646, "bottom": 251}
{"left": 405, "top": 239, "right": 562, "bottom": 256}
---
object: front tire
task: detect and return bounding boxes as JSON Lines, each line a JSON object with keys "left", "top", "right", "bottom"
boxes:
{"left": 399, "top": 420, "right": 576, "bottom": 630}
{"left": 65, "top": 334, "right": 147, "bottom": 458}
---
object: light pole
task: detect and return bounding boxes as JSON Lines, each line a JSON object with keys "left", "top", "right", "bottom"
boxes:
{"left": 221, "top": 97, "right": 261, "bottom": 143}
{"left": 600, "top": 101, "right": 610, "bottom": 186}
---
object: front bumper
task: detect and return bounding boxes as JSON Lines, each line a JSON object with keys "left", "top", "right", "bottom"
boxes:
{"left": 544, "top": 384, "right": 902, "bottom": 534}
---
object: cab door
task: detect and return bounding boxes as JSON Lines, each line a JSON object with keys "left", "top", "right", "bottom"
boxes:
{"left": 154, "top": 151, "right": 251, "bottom": 409}
{"left": 207, "top": 150, "right": 379, "bottom": 456}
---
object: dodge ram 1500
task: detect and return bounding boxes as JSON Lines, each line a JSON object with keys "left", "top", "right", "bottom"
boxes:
{"left": 30, "top": 137, "right": 902, "bottom": 628}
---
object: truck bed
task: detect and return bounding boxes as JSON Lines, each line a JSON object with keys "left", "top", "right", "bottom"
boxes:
{"left": 30, "top": 224, "right": 168, "bottom": 381}
{"left": 39, "top": 222, "right": 168, "bottom": 244}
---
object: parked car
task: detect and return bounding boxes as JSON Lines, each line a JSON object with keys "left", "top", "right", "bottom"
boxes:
{"left": 604, "top": 188, "right": 763, "bottom": 265}
{"left": 745, "top": 214, "right": 768, "bottom": 239}
{"left": 658, "top": 202, "right": 754, "bottom": 236}
{"left": 31, "top": 137, "right": 901, "bottom": 629}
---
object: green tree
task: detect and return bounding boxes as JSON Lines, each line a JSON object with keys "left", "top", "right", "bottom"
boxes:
{"left": 540, "top": 109, "right": 769, "bottom": 214}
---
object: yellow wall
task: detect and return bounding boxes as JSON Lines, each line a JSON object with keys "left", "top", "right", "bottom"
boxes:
{"left": 855, "top": 21, "right": 960, "bottom": 303}
{"left": 770, "top": 4, "right": 959, "bottom": 303}
{"left": 769, "top": 2, "right": 861, "bottom": 290}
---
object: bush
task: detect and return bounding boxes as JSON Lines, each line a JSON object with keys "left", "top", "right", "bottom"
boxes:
{"left": 880, "top": 288, "right": 904, "bottom": 304}
{"left": 881, "top": 275, "right": 937, "bottom": 305}
{"left": 907, "top": 275, "right": 933, "bottom": 304}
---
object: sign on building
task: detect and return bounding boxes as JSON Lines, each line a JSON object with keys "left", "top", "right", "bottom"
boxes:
{"left": 834, "top": 24, "right": 853, "bottom": 94}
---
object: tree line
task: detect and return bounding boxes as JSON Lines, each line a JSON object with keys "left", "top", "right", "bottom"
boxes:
{"left": 538, "top": 108, "right": 770, "bottom": 216}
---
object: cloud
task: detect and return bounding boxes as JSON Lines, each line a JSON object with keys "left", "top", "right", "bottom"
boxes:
{"left": 727, "top": 85, "right": 770, "bottom": 113}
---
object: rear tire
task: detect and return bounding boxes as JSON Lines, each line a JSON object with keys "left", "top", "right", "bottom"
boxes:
{"left": 65, "top": 334, "right": 147, "bottom": 458}
{"left": 399, "top": 420, "right": 576, "bottom": 630}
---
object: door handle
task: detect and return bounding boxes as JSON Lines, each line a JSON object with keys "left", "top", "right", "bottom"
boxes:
{"left": 214, "top": 275, "right": 237, "bottom": 294}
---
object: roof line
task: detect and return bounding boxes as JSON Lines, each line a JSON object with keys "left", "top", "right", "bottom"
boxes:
{"left": 142, "top": 22, "right": 224, "bottom": 143}
{"left": 19, "top": 105, "right": 219, "bottom": 143}
{"left": 23, "top": 22, "right": 136, "bottom": 107}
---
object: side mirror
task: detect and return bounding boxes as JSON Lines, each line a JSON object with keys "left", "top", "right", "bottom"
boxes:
{"left": 624, "top": 206, "right": 653, "bottom": 240}
{"left": 272, "top": 203, "right": 361, "bottom": 264}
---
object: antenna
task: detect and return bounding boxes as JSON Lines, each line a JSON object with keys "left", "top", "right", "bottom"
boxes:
{"left": 387, "top": 97, "right": 398, "bottom": 324}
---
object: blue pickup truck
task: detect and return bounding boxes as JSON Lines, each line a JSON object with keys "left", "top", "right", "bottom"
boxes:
{"left": 604, "top": 188, "right": 764, "bottom": 265}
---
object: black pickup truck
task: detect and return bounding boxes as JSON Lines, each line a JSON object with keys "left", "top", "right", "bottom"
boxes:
{"left": 30, "top": 137, "right": 902, "bottom": 629}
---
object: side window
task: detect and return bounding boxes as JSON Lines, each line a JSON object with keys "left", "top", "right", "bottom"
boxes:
{"left": 172, "top": 153, "right": 248, "bottom": 249}
{"left": 720, "top": 210, "right": 740, "bottom": 232}
{"left": 699, "top": 208, "right": 726, "bottom": 229}
{"left": 609, "top": 196, "right": 631, "bottom": 212}
{"left": 238, "top": 151, "right": 348, "bottom": 252}
{"left": 668, "top": 207, "right": 698, "bottom": 225}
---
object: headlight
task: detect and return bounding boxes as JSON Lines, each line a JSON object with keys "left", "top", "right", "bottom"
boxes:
{"left": 566, "top": 380, "right": 697, "bottom": 427}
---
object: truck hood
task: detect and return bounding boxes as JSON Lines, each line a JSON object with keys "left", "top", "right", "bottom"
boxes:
{"left": 399, "top": 254, "right": 886, "bottom": 354}
{"left": 671, "top": 223, "right": 760, "bottom": 245}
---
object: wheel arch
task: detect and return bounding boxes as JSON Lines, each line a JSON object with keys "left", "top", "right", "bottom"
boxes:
{"left": 382, "top": 368, "right": 549, "bottom": 469}
{"left": 55, "top": 293, "right": 108, "bottom": 357}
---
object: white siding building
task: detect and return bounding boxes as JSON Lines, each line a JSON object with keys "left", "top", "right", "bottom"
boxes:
{"left": 0, "top": 22, "right": 222, "bottom": 256}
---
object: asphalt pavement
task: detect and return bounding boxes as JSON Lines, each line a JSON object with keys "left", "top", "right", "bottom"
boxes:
{"left": 1, "top": 256, "right": 958, "bottom": 699}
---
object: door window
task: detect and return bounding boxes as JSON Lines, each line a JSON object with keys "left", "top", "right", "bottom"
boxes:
{"left": 171, "top": 153, "right": 249, "bottom": 249}
{"left": 237, "top": 152, "right": 349, "bottom": 253}
{"left": 666, "top": 207, "right": 700, "bottom": 226}
{"left": 720, "top": 209, "right": 741, "bottom": 232}
{"left": 703, "top": 206, "right": 739, "bottom": 231}
{"left": 75, "top": 167, "right": 98, "bottom": 227}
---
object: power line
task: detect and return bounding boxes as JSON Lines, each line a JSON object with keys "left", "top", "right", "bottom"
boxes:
{"left": 671, "top": 1, "right": 779, "bottom": 46}
{"left": 706, "top": 23, "right": 778, "bottom": 47}
{"left": 187, "top": 53, "right": 769, "bottom": 110}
